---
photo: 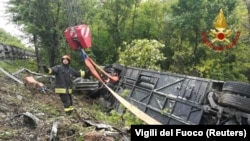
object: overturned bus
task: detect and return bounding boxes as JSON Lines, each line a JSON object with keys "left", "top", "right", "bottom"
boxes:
{"left": 73, "top": 63, "right": 250, "bottom": 125}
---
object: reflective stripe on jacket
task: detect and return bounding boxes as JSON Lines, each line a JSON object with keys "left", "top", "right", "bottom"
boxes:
{"left": 55, "top": 88, "right": 73, "bottom": 94}
{"left": 47, "top": 64, "right": 85, "bottom": 93}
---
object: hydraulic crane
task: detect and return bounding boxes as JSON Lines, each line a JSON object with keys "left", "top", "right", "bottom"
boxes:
{"left": 63, "top": 0, "right": 161, "bottom": 125}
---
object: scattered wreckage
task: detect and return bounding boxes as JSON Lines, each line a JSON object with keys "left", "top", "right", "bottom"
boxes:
{"left": 2, "top": 64, "right": 250, "bottom": 125}
{"left": 0, "top": 67, "right": 130, "bottom": 141}
{"left": 8, "top": 111, "right": 129, "bottom": 141}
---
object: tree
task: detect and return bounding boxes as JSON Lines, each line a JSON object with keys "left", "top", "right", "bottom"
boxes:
{"left": 166, "top": 0, "right": 249, "bottom": 82}
{"left": 118, "top": 39, "right": 166, "bottom": 71}
{"left": 7, "top": 0, "right": 67, "bottom": 71}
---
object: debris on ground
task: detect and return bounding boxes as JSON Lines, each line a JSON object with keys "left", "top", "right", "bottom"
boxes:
{"left": 0, "top": 68, "right": 130, "bottom": 140}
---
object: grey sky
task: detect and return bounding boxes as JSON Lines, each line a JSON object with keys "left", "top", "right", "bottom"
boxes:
{"left": 0, "top": 0, "right": 30, "bottom": 47}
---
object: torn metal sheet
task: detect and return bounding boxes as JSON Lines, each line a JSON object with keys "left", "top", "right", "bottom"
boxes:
{"left": 73, "top": 77, "right": 100, "bottom": 91}
{"left": 12, "top": 112, "right": 40, "bottom": 127}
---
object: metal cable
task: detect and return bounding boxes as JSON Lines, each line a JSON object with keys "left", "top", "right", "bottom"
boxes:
{"left": 76, "top": 0, "right": 83, "bottom": 24}
{"left": 64, "top": 0, "right": 83, "bottom": 26}
{"left": 64, "top": 0, "right": 73, "bottom": 26}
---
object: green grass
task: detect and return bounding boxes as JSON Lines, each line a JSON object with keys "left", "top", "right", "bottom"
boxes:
{"left": 0, "top": 59, "right": 37, "bottom": 72}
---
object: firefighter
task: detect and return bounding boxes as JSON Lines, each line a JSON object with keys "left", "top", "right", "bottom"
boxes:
{"left": 43, "top": 55, "right": 85, "bottom": 115}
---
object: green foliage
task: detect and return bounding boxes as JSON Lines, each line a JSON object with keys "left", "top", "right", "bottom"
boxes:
{"left": 118, "top": 39, "right": 166, "bottom": 70}
{"left": 0, "top": 28, "right": 25, "bottom": 48}
{"left": 0, "top": 59, "right": 37, "bottom": 72}
{"left": 84, "top": 101, "right": 145, "bottom": 127}
{"left": 122, "top": 110, "right": 145, "bottom": 126}
{"left": 195, "top": 43, "right": 250, "bottom": 82}
{"left": 109, "top": 109, "right": 145, "bottom": 126}
{"left": 4, "top": 0, "right": 250, "bottom": 82}
{"left": 121, "top": 89, "right": 130, "bottom": 98}
{"left": 85, "top": 103, "right": 125, "bottom": 127}
{"left": 160, "top": 108, "right": 170, "bottom": 114}
{"left": 165, "top": 0, "right": 250, "bottom": 83}
{"left": 0, "top": 131, "right": 14, "bottom": 140}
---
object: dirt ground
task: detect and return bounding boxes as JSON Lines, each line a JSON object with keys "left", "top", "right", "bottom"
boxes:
{"left": 0, "top": 71, "right": 130, "bottom": 141}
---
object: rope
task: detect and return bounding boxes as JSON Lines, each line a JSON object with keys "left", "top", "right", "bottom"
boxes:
{"left": 81, "top": 49, "right": 162, "bottom": 125}
{"left": 103, "top": 83, "right": 162, "bottom": 125}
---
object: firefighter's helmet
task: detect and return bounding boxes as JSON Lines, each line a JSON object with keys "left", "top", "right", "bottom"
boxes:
{"left": 61, "top": 55, "right": 71, "bottom": 63}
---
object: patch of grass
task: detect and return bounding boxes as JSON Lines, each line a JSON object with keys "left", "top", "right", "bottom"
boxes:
{"left": 0, "top": 131, "right": 15, "bottom": 140}
{"left": 31, "top": 101, "right": 61, "bottom": 117}
{"left": 0, "top": 59, "right": 37, "bottom": 72}
{"left": 83, "top": 99, "right": 145, "bottom": 128}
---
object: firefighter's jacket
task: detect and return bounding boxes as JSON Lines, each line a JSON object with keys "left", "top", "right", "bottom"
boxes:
{"left": 48, "top": 64, "right": 85, "bottom": 94}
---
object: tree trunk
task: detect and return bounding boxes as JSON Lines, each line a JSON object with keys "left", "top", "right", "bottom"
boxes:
{"left": 33, "top": 35, "right": 41, "bottom": 73}
{"left": 49, "top": 38, "right": 57, "bottom": 67}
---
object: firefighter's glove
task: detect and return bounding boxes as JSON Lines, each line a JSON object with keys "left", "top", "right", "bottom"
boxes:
{"left": 43, "top": 65, "right": 49, "bottom": 73}
{"left": 80, "top": 51, "right": 88, "bottom": 61}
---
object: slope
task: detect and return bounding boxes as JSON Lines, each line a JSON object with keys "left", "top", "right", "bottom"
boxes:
{"left": 0, "top": 60, "right": 130, "bottom": 141}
